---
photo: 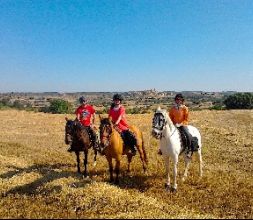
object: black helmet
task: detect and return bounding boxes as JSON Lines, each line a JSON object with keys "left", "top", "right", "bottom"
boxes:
{"left": 175, "top": 93, "right": 184, "bottom": 101}
{"left": 79, "top": 96, "right": 86, "bottom": 103}
{"left": 113, "top": 94, "right": 123, "bottom": 101}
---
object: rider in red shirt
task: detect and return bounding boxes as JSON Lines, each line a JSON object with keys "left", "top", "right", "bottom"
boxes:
{"left": 68, "top": 96, "right": 99, "bottom": 152}
{"left": 75, "top": 99, "right": 95, "bottom": 127}
{"left": 107, "top": 94, "right": 137, "bottom": 155}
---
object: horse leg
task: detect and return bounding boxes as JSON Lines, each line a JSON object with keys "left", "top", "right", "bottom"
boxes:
{"left": 163, "top": 156, "right": 171, "bottom": 191}
{"left": 107, "top": 157, "right": 114, "bottom": 183}
{"left": 93, "top": 149, "right": 97, "bottom": 167}
{"left": 171, "top": 156, "right": 178, "bottom": 192}
{"left": 83, "top": 150, "right": 88, "bottom": 177}
{"left": 75, "top": 151, "right": 81, "bottom": 174}
{"left": 137, "top": 144, "right": 147, "bottom": 173}
{"left": 198, "top": 149, "right": 203, "bottom": 178}
{"left": 115, "top": 159, "right": 120, "bottom": 185}
{"left": 182, "top": 154, "right": 191, "bottom": 182}
{"left": 127, "top": 154, "right": 133, "bottom": 173}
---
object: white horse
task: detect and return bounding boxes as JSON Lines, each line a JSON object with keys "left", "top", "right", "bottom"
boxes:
{"left": 151, "top": 107, "right": 203, "bottom": 192}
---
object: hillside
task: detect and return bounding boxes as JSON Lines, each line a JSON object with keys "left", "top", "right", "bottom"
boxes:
{"left": 0, "top": 109, "right": 252, "bottom": 218}
{"left": 0, "top": 90, "right": 233, "bottom": 112}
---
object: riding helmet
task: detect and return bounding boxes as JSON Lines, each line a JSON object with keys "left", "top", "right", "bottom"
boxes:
{"left": 175, "top": 93, "right": 184, "bottom": 101}
{"left": 113, "top": 94, "right": 123, "bottom": 101}
{"left": 79, "top": 96, "right": 86, "bottom": 103}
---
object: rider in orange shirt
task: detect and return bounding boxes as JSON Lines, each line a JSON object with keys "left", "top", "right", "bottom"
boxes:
{"left": 169, "top": 94, "right": 189, "bottom": 126}
{"left": 158, "top": 93, "right": 193, "bottom": 157}
{"left": 170, "top": 93, "right": 193, "bottom": 157}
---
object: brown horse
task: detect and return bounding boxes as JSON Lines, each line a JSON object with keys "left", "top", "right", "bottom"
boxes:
{"left": 65, "top": 118, "right": 97, "bottom": 177}
{"left": 99, "top": 117, "right": 148, "bottom": 184}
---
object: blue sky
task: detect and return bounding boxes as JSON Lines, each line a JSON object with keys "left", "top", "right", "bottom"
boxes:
{"left": 0, "top": 0, "right": 253, "bottom": 92}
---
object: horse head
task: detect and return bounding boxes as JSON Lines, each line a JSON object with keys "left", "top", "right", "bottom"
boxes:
{"left": 99, "top": 117, "right": 113, "bottom": 148}
{"left": 152, "top": 107, "right": 168, "bottom": 139}
{"left": 65, "top": 118, "right": 75, "bottom": 145}
{"left": 65, "top": 117, "right": 83, "bottom": 144}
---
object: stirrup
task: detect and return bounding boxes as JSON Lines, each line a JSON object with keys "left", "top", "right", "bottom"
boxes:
{"left": 158, "top": 149, "right": 162, "bottom": 155}
{"left": 67, "top": 147, "right": 73, "bottom": 152}
{"left": 99, "top": 146, "right": 107, "bottom": 155}
{"left": 186, "top": 151, "right": 192, "bottom": 158}
{"left": 131, "top": 150, "right": 136, "bottom": 156}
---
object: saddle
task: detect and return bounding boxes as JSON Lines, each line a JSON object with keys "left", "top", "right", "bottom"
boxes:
{"left": 177, "top": 127, "right": 199, "bottom": 153}
{"left": 120, "top": 130, "right": 137, "bottom": 154}
{"left": 77, "top": 123, "right": 98, "bottom": 147}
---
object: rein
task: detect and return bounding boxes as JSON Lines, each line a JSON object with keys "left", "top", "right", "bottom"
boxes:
{"left": 154, "top": 115, "right": 186, "bottom": 154}
{"left": 159, "top": 124, "right": 177, "bottom": 139}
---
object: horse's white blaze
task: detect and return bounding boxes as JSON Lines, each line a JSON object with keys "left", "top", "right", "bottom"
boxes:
{"left": 152, "top": 108, "right": 203, "bottom": 191}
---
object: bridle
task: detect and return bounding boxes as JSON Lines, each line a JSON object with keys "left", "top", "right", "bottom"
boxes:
{"left": 152, "top": 112, "right": 167, "bottom": 139}
{"left": 65, "top": 120, "right": 75, "bottom": 144}
{"left": 99, "top": 120, "right": 112, "bottom": 148}
{"left": 152, "top": 111, "right": 177, "bottom": 139}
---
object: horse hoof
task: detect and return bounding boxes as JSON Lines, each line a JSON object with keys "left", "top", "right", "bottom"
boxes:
{"left": 164, "top": 183, "right": 170, "bottom": 191}
{"left": 170, "top": 187, "right": 177, "bottom": 193}
{"left": 182, "top": 177, "right": 186, "bottom": 182}
{"left": 83, "top": 174, "right": 89, "bottom": 179}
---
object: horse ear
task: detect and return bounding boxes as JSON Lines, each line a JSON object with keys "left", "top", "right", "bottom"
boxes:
{"left": 65, "top": 117, "right": 68, "bottom": 121}
{"left": 99, "top": 114, "right": 102, "bottom": 121}
{"left": 157, "top": 106, "right": 161, "bottom": 111}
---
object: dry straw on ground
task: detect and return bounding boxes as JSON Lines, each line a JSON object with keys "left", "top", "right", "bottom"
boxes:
{"left": 0, "top": 109, "right": 252, "bottom": 218}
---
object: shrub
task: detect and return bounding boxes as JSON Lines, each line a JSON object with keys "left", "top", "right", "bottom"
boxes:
{"left": 47, "top": 99, "right": 73, "bottom": 114}
{"left": 224, "top": 93, "right": 253, "bottom": 109}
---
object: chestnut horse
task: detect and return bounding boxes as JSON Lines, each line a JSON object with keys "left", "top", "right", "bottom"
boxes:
{"left": 65, "top": 118, "right": 97, "bottom": 177}
{"left": 99, "top": 117, "right": 148, "bottom": 184}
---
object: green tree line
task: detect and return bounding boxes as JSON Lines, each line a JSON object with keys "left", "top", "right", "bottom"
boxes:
{"left": 224, "top": 93, "right": 253, "bottom": 109}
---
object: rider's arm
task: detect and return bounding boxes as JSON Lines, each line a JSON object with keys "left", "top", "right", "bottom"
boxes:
{"left": 75, "top": 107, "right": 81, "bottom": 121}
{"left": 182, "top": 106, "right": 189, "bottom": 125}
{"left": 92, "top": 113, "right": 96, "bottom": 125}
{"left": 115, "top": 114, "right": 123, "bottom": 125}
{"left": 169, "top": 108, "right": 175, "bottom": 124}
{"left": 115, "top": 107, "right": 125, "bottom": 125}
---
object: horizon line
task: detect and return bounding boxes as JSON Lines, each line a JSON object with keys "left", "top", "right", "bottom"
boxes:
{"left": 0, "top": 90, "right": 245, "bottom": 94}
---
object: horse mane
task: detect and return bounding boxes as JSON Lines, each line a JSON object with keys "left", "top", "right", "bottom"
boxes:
{"left": 100, "top": 117, "right": 111, "bottom": 125}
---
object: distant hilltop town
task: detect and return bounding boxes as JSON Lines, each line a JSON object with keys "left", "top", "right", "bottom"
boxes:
{"left": 0, "top": 90, "right": 239, "bottom": 112}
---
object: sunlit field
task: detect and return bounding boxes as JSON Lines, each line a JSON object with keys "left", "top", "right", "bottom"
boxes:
{"left": 0, "top": 109, "right": 252, "bottom": 218}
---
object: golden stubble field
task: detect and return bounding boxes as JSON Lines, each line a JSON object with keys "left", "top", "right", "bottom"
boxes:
{"left": 0, "top": 109, "right": 252, "bottom": 219}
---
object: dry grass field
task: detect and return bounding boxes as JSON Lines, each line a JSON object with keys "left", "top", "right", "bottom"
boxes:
{"left": 0, "top": 109, "right": 252, "bottom": 219}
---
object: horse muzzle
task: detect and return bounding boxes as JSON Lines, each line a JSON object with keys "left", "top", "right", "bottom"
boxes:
{"left": 152, "top": 128, "right": 162, "bottom": 139}
{"left": 65, "top": 134, "right": 72, "bottom": 145}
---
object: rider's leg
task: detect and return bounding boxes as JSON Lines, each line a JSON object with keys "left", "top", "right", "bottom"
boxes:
{"left": 181, "top": 126, "right": 193, "bottom": 157}
{"left": 121, "top": 130, "right": 137, "bottom": 155}
{"left": 87, "top": 126, "right": 99, "bottom": 151}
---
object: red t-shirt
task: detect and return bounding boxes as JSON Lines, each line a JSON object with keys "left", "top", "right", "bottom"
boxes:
{"left": 108, "top": 106, "right": 129, "bottom": 132}
{"left": 75, "top": 104, "right": 95, "bottom": 126}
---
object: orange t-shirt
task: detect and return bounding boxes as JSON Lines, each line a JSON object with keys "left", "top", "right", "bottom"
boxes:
{"left": 169, "top": 105, "right": 189, "bottom": 125}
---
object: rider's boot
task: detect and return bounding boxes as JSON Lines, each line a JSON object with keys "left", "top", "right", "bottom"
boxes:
{"left": 130, "top": 145, "right": 137, "bottom": 156}
{"left": 157, "top": 149, "right": 162, "bottom": 155}
{"left": 67, "top": 146, "right": 74, "bottom": 152}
